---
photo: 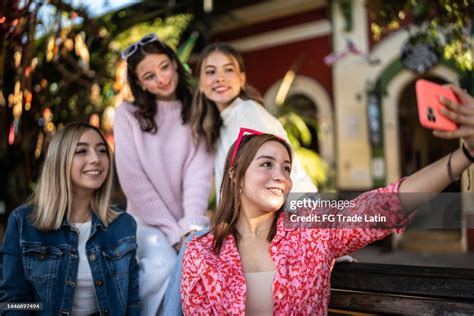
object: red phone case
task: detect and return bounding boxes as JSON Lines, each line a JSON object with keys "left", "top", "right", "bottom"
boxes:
{"left": 416, "top": 79, "right": 459, "bottom": 131}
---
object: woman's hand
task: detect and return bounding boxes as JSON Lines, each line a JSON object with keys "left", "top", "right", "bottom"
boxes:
{"left": 433, "top": 85, "right": 474, "bottom": 153}
{"left": 173, "top": 230, "right": 198, "bottom": 253}
{"left": 173, "top": 241, "right": 183, "bottom": 253}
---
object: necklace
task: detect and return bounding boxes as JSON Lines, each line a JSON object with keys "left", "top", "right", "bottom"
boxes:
{"left": 71, "top": 212, "right": 92, "bottom": 234}
{"left": 238, "top": 226, "right": 272, "bottom": 236}
{"left": 73, "top": 221, "right": 91, "bottom": 234}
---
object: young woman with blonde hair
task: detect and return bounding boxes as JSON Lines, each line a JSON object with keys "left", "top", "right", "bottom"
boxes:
{"left": 0, "top": 122, "right": 140, "bottom": 315}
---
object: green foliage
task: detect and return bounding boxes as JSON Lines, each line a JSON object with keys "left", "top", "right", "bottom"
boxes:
{"left": 30, "top": 12, "right": 193, "bottom": 124}
{"left": 0, "top": 1, "right": 194, "bottom": 207}
{"left": 367, "top": 0, "right": 473, "bottom": 71}
{"left": 112, "top": 14, "right": 193, "bottom": 51}
{"left": 333, "top": 0, "right": 353, "bottom": 31}
{"left": 281, "top": 112, "right": 313, "bottom": 146}
{"left": 278, "top": 109, "right": 328, "bottom": 189}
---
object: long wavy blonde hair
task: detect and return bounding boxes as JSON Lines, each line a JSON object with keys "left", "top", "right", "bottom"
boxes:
{"left": 29, "top": 122, "right": 118, "bottom": 231}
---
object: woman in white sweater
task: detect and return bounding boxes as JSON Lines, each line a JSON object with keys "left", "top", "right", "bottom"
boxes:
{"left": 190, "top": 43, "right": 317, "bottom": 198}
{"left": 114, "top": 33, "right": 213, "bottom": 315}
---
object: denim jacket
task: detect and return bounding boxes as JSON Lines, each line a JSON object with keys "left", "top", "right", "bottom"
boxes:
{"left": 0, "top": 205, "right": 140, "bottom": 316}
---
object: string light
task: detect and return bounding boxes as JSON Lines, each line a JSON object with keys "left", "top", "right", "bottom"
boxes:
{"left": 34, "top": 132, "right": 44, "bottom": 158}
{"left": 103, "top": 106, "right": 115, "bottom": 132}
{"left": 75, "top": 32, "right": 90, "bottom": 68}
{"left": 203, "top": 0, "right": 213, "bottom": 13}
{"left": 46, "top": 36, "right": 55, "bottom": 62}
{"left": 8, "top": 122, "right": 15, "bottom": 145}
{"left": 13, "top": 81, "right": 23, "bottom": 119}
{"left": 0, "top": 91, "right": 5, "bottom": 107}
{"left": 14, "top": 51, "right": 22, "bottom": 67}
{"left": 46, "top": 122, "right": 55, "bottom": 132}
{"left": 43, "top": 108, "right": 53, "bottom": 133}
{"left": 89, "top": 113, "right": 100, "bottom": 127}
{"left": 24, "top": 90, "right": 32, "bottom": 111}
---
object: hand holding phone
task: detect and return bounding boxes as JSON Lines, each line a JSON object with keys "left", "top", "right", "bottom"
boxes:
{"left": 416, "top": 79, "right": 460, "bottom": 131}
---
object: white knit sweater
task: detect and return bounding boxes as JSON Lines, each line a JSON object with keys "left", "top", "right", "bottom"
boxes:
{"left": 215, "top": 97, "right": 317, "bottom": 196}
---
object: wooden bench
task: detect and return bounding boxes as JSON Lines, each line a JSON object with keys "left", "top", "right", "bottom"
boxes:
{"left": 329, "top": 263, "right": 474, "bottom": 315}
{"left": 2, "top": 251, "right": 473, "bottom": 314}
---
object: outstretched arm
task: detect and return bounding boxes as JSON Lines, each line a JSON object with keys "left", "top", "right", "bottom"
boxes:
{"left": 318, "top": 88, "right": 474, "bottom": 257}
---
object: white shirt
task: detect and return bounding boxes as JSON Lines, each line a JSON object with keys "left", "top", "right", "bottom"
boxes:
{"left": 72, "top": 221, "right": 98, "bottom": 315}
{"left": 215, "top": 97, "right": 318, "bottom": 196}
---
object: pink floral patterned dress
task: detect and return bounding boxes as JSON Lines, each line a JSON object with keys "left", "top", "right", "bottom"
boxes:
{"left": 181, "top": 180, "right": 405, "bottom": 315}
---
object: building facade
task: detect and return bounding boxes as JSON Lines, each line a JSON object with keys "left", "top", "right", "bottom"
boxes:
{"left": 209, "top": 0, "right": 473, "bottom": 251}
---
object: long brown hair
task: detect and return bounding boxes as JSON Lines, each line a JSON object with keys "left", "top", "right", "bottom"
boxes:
{"left": 126, "top": 40, "right": 192, "bottom": 133}
{"left": 210, "top": 134, "right": 293, "bottom": 254}
{"left": 190, "top": 43, "right": 264, "bottom": 151}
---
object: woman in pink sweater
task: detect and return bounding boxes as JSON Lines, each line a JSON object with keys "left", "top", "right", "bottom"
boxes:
{"left": 113, "top": 33, "right": 213, "bottom": 315}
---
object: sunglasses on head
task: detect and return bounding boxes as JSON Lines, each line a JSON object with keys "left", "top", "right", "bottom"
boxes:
{"left": 121, "top": 33, "right": 160, "bottom": 60}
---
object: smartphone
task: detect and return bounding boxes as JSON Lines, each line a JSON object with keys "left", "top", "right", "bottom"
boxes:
{"left": 415, "top": 79, "right": 460, "bottom": 131}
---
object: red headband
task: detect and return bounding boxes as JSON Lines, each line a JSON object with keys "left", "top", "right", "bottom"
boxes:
{"left": 229, "top": 127, "right": 286, "bottom": 166}
{"left": 229, "top": 127, "right": 264, "bottom": 166}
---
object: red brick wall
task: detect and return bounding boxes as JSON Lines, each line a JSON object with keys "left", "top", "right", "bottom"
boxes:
{"left": 210, "top": 7, "right": 333, "bottom": 98}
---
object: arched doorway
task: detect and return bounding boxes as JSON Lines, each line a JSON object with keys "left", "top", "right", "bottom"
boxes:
{"left": 264, "top": 76, "right": 335, "bottom": 190}
{"left": 285, "top": 93, "right": 320, "bottom": 153}
{"left": 376, "top": 62, "right": 464, "bottom": 252}
{"left": 398, "top": 77, "right": 460, "bottom": 192}
{"left": 396, "top": 76, "right": 463, "bottom": 252}
{"left": 383, "top": 65, "right": 460, "bottom": 182}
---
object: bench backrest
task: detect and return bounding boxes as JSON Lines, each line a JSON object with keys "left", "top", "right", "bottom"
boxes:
{"left": 329, "top": 263, "right": 474, "bottom": 314}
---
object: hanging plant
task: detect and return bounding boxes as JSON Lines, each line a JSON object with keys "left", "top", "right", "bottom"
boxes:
{"left": 367, "top": 0, "right": 473, "bottom": 71}
{"left": 401, "top": 32, "right": 442, "bottom": 74}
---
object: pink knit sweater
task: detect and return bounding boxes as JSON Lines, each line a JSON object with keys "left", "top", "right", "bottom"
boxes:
{"left": 113, "top": 100, "right": 214, "bottom": 245}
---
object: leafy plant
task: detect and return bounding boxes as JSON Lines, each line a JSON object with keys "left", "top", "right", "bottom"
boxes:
{"left": 278, "top": 108, "right": 329, "bottom": 189}
{"left": 366, "top": 0, "right": 473, "bottom": 71}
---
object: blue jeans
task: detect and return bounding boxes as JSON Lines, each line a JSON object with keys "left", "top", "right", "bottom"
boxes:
{"left": 162, "top": 229, "right": 208, "bottom": 316}
{"left": 133, "top": 215, "right": 177, "bottom": 316}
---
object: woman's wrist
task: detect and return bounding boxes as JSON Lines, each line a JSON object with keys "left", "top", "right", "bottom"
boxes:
{"left": 173, "top": 241, "right": 183, "bottom": 253}
{"left": 183, "top": 229, "right": 198, "bottom": 239}
{"left": 462, "top": 143, "right": 474, "bottom": 163}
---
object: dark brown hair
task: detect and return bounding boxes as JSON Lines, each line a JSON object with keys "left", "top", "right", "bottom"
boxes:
{"left": 126, "top": 40, "right": 192, "bottom": 133}
{"left": 190, "top": 43, "right": 264, "bottom": 151}
{"left": 210, "top": 133, "right": 293, "bottom": 254}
